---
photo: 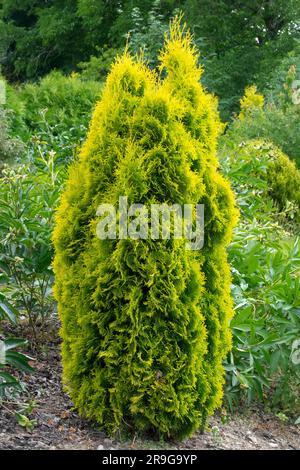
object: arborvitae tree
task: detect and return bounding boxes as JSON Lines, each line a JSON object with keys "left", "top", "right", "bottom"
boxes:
{"left": 53, "top": 19, "right": 238, "bottom": 439}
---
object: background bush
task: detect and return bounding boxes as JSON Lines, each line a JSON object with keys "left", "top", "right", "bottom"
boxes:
{"left": 52, "top": 21, "right": 238, "bottom": 439}
{"left": 225, "top": 68, "right": 300, "bottom": 168}
{"left": 16, "top": 71, "right": 102, "bottom": 138}
{"left": 0, "top": 147, "right": 66, "bottom": 339}
{"left": 219, "top": 134, "right": 300, "bottom": 420}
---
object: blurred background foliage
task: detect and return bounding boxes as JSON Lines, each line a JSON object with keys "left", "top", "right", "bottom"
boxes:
{"left": 1, "top": 0, "right": 300, "bottom": 117}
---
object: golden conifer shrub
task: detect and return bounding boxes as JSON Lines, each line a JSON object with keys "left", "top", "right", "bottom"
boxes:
{"left": 52, "top": 19, "right": 238, "bottom": 439}
{"left": 238, "top": 85, "right": 264, "bottom": 120}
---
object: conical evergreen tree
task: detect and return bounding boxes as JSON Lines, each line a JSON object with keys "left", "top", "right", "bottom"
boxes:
{"left": 53, "top": 19, "right": 238, "bottom": 439}
{"left": 159, "top": 20, "right": 238, "bottom": 424}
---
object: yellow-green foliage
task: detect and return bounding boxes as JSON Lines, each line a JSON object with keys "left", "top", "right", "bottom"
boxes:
{"left": 236, "top": 139, "right": 300, "bottom": 216}
{"left": 52, "top": 19, "right": 238, "bottom": 439}
{"left": 238, "top": 85, "right": 264, "bottom": 120}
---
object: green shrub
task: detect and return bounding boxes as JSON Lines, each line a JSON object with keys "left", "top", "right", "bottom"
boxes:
{"left": 227, "top": 228, "right": 300, "bottom": 416}
{"left": 53, "top": 20, "right": 238, "bottom": 439}
{"left": 77, "top": 47, "right": 120, "bottom": 81}
{"left": 225, "top": 75, "right": 300, "bottom": 168}
{"left": 220, "top": 137, "right": 300, "bottom": 418}
{"left": 0, "top": 151, "right": 65, "bottom": 337}
{"left": 4, "top": 82, "right": 29, "bottom": 142}
{"left": 233, "top": 105, "right": 300, "bottom": 168}
{"left": 261, "top": 142, "right": 300, "bottom": 215}
{"left": 264, "top": 49, "right": 300, "bottom": 106}
{"left": 222, "top": 139, "right": 300, "bottom": 221}
{"left": 16, "top": 71, "right": 102, "bottom": 139}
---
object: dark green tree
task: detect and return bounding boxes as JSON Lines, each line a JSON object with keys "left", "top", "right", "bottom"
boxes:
{"left": 1, "top": 0, "right": 299, "bottom": 118}
{"left": 183, "top": 0, "right": 300, "bottom": 117}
